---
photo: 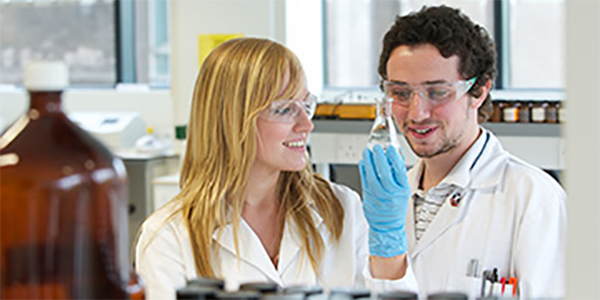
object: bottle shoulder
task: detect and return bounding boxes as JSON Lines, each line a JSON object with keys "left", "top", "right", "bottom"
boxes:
{"left": 1, "top": 113, "right": 126, "bottom": 183}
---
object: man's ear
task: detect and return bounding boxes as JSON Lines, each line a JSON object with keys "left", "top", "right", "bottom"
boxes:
{"left": 471, "top": 79, "right": 492, "bottom": 109}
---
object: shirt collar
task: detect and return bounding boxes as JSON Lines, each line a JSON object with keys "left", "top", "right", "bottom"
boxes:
{"left": 439, "top": 127, "right": 490, "bottom": 189}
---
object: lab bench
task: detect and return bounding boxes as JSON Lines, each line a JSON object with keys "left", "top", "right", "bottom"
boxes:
{"left": 119, "top": 152, "right": 179, "bottom": 251}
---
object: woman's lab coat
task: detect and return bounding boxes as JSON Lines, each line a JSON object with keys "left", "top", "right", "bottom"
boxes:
{"left": 405, "top": 128, "right": 566, "bottom": 299}
{"left": 136, "top": 182, "right": 417, "bottom": 300}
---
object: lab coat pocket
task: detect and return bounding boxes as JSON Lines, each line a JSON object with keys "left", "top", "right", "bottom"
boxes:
{"left": 447, "top": 275, "right": 518, "bottom": 299}
{"left": 446, "top": 275, "right": 481, "bottom": 299}
{"left": 489, "top": 281, "right": 517, "bottom": 298}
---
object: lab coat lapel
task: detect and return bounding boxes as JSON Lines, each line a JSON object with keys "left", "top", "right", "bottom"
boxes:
{"left": 406, "top": 193, "right": 417, "bottom": 253}
{"left": 212, "top": 220, "right": 282, "bottom": 284}
{"left": 408, "top": 128, "right": 490, "bottom": 258}
{"left": 406, "top": 161, "right": 422, "bottom": 254}
{"left": 278, "top": 206, "right": 324, "bottom": 278}
{"left": 410, "top": 198, "right": 469, "bottom": 258}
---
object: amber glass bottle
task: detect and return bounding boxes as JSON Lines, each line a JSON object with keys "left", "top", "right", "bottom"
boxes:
{"left": 0, "top": 61, "right": 133, "bottom": 299}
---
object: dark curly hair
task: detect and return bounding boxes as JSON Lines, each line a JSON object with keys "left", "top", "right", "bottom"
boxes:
{"left": 379, "top": 5, "right": 497, "bottom": 122}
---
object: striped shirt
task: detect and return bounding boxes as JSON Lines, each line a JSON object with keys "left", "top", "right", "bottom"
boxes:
{"left": 413, "top": 183, "right": 457, "bottom": 241}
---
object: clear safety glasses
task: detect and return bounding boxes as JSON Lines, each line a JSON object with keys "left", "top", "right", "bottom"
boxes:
{"left": 382, "top": 77, "right": 477, "bottom": 108}
{"left": 259, "top": 94, "right": 318, "bottom": 123}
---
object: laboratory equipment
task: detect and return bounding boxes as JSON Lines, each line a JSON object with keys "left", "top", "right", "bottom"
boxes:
{"left": 503, "top": 102, "right": 519, "bottom": 123}
{"left": 68, "top": 111, "right": 146, "bottom": 152}
{"left": 366, "top": 96, "right": 400, "bottom": 150}
{"left": 379, "top": 291, "right": 419, "bottom": 300}
{"left": 531, "top": 102, "right": 548, "bottom": 123}
{"left": 0, "top": 61, "right": 141, "bottom": 299}
{"left": 545, "top": 101, "right": 559, "bottom": 123}
{"left": 518, "top": 101, "right": 532, "bottom": 123}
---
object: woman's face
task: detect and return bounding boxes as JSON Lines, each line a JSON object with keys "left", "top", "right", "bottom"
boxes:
{"left": 253, "top": 91, "right": 315, "bottom": 175}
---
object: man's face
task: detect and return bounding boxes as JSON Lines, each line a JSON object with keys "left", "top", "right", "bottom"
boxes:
{"left": 386, "top": 44, "right": 479, "bottom": 159}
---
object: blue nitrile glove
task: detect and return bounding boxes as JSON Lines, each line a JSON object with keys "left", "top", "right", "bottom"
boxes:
{"left": 358, "top": 144, "right": 410, "bottom": 258}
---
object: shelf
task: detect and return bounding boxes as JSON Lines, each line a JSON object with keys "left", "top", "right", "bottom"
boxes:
{"left": 313, "top": 119, "right": 562, "bottom": 137}
{"left": 310, "top": 119, "right": 564, "bottom": 170}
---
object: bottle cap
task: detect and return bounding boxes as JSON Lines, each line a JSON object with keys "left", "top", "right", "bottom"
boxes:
{"left": 24, "top": 61, "right": 69, "bottom": 91}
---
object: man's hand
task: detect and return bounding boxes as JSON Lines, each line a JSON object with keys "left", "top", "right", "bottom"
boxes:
{"left": 359, "top": 145, "right": 410, "bottom": 258}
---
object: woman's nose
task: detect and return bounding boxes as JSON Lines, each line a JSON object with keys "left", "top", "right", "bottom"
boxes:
{"left": 294, "top": 109, "right": 314, "bottom": 133}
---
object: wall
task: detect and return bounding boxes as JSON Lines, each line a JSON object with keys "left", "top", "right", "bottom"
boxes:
{"left": 565, "top": 1, "right": 600, "bottom": 298}
{"left": 169, "top": 0, "right": 286, "bottom": 128}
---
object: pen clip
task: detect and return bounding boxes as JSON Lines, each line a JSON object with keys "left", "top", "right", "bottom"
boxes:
{"left": 509, "top": 277, "right": 518, "bottom": 297}
{"left": 481, "top": 270, "right": 492, "bottom": 298}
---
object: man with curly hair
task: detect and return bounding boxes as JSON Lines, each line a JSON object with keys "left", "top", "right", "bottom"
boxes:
{"left": 359, "top": 5, "right": 566, "bottom": 299}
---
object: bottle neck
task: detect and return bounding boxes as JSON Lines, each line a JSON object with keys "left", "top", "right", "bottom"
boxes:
{"left": 28, "top": 91, "right": 64, "bottom": 114}
{"left": 377, "top": 98, "right": 393, "bottom": 118}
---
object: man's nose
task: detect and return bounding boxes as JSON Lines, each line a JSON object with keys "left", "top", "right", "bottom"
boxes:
{"left": 406, "top": 92, "right": 431, "bottom": 122}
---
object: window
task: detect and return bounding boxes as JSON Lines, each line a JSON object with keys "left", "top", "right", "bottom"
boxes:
{"left": 324, "top": 0, "right": 564, "bottom": 90}
{"left": 507, "top": 0, "right": 563, "bottom": 89}
{"left": 0, "top": 0, "right": 116, "bottom": 86}
{"left": 0, "top": 0, "right": 169, "bottom": 87}
{"left": 130, "top": 0, "right": 170, "bottom": 86}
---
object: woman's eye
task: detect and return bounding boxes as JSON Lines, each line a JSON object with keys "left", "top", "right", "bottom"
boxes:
{"left": 272, "top": 106, "right": 292, "bottom": 116}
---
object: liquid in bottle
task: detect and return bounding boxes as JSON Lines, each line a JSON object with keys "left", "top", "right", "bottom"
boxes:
{"left": 366, "top": 97, "right": 401, "bottom": 151}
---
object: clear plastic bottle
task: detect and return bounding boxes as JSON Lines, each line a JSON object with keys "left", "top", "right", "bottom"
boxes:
{"left": 0, "top": 61, "right": 139, "bottom": 299}
{"left": 366, "top": 97, "right": 400, "bottom": 151}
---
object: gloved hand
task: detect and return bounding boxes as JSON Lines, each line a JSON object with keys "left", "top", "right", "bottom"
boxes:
{"left": 359, "top": 144, "right": 410, "bottom": 258}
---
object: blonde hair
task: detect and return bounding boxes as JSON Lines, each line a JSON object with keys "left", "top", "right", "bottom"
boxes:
{"left": 175, "top": 37, "right": 344, "bottom": 278}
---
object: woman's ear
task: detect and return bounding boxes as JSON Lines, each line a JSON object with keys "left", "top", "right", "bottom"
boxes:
{"left": 471, "top": 79, "right": 492, "bottom": 109}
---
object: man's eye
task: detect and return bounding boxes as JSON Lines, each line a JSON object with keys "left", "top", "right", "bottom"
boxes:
{"left": 427, "top": 87, "right": 452, "bottom": 101}
{"left": 390, "top": 88, "right": 412, "bottom": 100}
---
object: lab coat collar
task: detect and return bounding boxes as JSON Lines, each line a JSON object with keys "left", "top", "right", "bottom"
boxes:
{"left": 212, "top": 203, "right": 324, "bottom": 285}
{"left": 467, "top": 128, "right": 508, "bottom": 190}
{"left": 439, "top": 128, "right": 490, "bottom": 189}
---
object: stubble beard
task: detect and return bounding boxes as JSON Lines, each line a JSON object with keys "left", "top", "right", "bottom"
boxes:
{"left": 403, "top": 104, "right": 471, "bottom": 159}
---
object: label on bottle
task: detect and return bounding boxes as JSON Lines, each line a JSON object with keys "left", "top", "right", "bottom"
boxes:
{"left": 503, "top": 107, "right": 518, "bottom": 122}
{"left": 558, "top": 107, "right": 566, "bottom": 123}
{"left": 531, "top": 107, "right": 546, "bottom": 122}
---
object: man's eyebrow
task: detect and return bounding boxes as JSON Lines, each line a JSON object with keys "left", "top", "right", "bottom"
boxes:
{"left": 386, "top": 80, "right": 450, "bottom": 85}
{"left": 386, "top": 80, "right": 409, "bottom": 86}
{"left": 423, "top": 80, "right": 450, "bottom": 85}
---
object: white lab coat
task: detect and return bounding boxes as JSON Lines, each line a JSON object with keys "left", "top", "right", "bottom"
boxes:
{"left": 406, "top": 128, "right": 566, "bottom": 299}
{"left": 135, "top": 182, "right": 417, "bottom": 300}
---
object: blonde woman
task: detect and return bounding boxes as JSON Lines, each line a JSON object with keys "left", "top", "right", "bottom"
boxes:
{"left": 135, "top": 38, "right": 416, "bottom": 300}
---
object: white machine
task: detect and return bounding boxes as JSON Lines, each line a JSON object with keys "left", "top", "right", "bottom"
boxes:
{"left": 69, "top": 112, "right": 147, "bottom": 152}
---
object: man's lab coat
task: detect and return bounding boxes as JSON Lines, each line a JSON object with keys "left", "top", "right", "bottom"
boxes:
{"left": 136, "top": 183, "right": 418, "bottom": 300}
{"left": 405, "top": 128, "right": 566, "bottom": 299}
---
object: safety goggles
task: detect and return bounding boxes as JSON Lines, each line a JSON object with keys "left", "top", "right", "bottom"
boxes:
{"left": 259, "top": 93, "right": 317, "bottom": 123}
{"left": 382, "top": 77, "right": 477, "bottom": 108}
